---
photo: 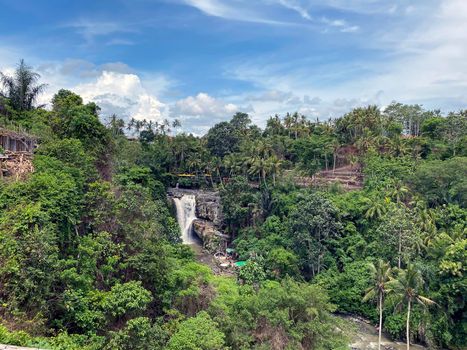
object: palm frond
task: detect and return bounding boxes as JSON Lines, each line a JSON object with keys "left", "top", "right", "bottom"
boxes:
{"left": 416, "top": 295, "right": 437, "bottom": 307}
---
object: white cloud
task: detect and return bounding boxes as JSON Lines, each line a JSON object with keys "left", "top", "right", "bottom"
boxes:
{"left": 182, "top": 0, "right": 359, "bottom": 31}
{"left": 277, "top": 0, "right": 311, "bottom": 20}
{"left": 321, "top": 17, "right": 359, "bottom": 32}
{"left": 20, "top": 60, "right": 171, "bottom": 123}
{"left": 356, "top": 0, "right": 467, "bottom": 106}
{"left": 172, "top": 92, "right": 238, "bottom": 117}
{"left": 248, "top": 90, "right": 294, "bottom": 103}
{"left": 66, "top": 19, "right": 137, "bottom": 44}
{"left": 73, "top": 71, "right": 166, "bottom": 121}
{"left": 224, "top": 0, "right": 467, "bottom": 122}
{"left": 182, "top": 0, "right": 289, "bottom": 25}
{"left": 170, "top": 92, "right": 255, "bottom": 135}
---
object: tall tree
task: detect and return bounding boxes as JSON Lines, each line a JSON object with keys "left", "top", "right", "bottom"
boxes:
{"left": 288, "top": 193, "right": 342, "bottom": 277}
{"left": 363, "top": 260, "right": 393, "bottom": 350}
{"left": 206, "top": 121, "right": 239, "bottom": 158}
{"left": 0, "top": 59, "right": 47, "bottom": 111}
{"left": 391, "top": 265, "right": 436, "bottom": 350}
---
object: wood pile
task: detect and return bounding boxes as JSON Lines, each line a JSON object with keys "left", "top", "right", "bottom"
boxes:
{"left": 0, "top": 151, "right": 34, "bottom": 180}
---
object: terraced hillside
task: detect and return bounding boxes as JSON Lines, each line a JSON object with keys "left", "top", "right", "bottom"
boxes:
{"left": 293, "top": 165, "right": 363, "bottom": 191}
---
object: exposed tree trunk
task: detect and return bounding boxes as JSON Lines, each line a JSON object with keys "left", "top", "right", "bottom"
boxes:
{"left": 406, "top": 300, "right": 411, "bottom": 350}
{"left": 398, "top": 229, "right": 402, "bottom": 269}
{"left": 217, "top": 168, "right": 224, "bottom": 189}
{"left": 379, "top": 292, "right": 383, "bottom": 350}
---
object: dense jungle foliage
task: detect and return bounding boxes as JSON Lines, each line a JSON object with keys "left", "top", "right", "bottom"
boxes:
{"left": 0, "top": 61, "right": 465, "bottom": 349}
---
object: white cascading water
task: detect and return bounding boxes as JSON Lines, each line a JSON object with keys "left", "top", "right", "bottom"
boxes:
{"left": 173, "top": 194, "right": 197, "bottom": 244}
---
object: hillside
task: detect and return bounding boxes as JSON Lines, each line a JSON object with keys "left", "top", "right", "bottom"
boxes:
{"left": 0, "top": 62, "right": 465, "bottom": 350}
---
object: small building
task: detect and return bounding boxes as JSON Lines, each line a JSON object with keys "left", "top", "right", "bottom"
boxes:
{"left": 0, "top": 128, "right": 37, "bottom": 153}
{"left": 0, "top": 128, "right": 36, "bottom": 180}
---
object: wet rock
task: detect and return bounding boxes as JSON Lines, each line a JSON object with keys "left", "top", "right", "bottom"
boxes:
{"left": 168, "top": 189, "right": 224, "bottom": 227}
{"left": 192, "top": 219, "right": 229, "bottom": 253}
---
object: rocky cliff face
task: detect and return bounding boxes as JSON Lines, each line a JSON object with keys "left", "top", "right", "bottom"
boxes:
{"left": 192, "top": 219, "right": 229, "bottom": 253}
{"left": 195, "top": 191, "right": 223, "bottom": 226}
{"left": 168, "top": 188, "right": 228, "bottom": 252}
{"left": 168, "top": 188, "right": 223, "bottom": 225}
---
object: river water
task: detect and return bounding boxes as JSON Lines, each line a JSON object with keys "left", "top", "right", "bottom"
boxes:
{"left": 346, "top": 316, "right": 426, "bottom": 350}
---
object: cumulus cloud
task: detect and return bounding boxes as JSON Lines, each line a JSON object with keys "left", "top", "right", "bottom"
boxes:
{"left": 25, "top": 60, "right": 170, "bottom": 124}
{"left": 74, "top": 71, "right": 166, "bottom": 121}
{"left": 172, "top": 92, "right": 238, "bottom": 117}
{"left": 170, "top": 92, "right": 254, "bottom": 135}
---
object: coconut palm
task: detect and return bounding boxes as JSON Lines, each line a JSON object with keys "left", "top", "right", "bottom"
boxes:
{"left": 387, "top": 180, "right": 409, "bottom": 204}
{"left": 389, "top": 137, "right": 410, "bottom": 157}
{"left": 223, "top": 153, "right": 243, "bottom": 177}
{"left": 211, "top": 156, "right": 224, "bottom": 188}
{"left": 390, "top": 265, "right": 436, "bottom": 350}
{"left": 172, "top": 118, "right": 181, "bottom": 135}
{"left": 247, "top": 156, "right": 269, "bottom": 188}
{"left": 267, "top": 155, "right": 283, "bottom": 186}
{"left": 364, "top": 196, "right": 389, "bottom": 221}
{"left": 127, "top": 117, "right": 136, "bottom": 133}
{"left": 363, "top": 260, "right": 393, "bottom": 350}
{"left": 0, "top": 59, "right": 47, "bottom": 111}
{"left": 107, "top": 114, "right": 125, "bottom": 137}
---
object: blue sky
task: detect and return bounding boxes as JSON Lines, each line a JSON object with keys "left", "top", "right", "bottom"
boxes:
{"left": 0, "top": 0, "right": 466, "bottom": 134}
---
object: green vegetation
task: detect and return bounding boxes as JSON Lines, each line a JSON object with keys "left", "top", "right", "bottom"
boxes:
{"left": 0, "top": 60, "right": 465, "bottom": 349}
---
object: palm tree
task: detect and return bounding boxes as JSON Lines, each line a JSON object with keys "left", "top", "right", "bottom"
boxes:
{"left": 0, "top": 59, "right": 47, "bottom": 111}
{"left": 248, "top": 156, "right": 269, "bottom": 188}
{"left": 172, "top": 118, "right": 181, "bottom": 135}
{"left": 127, "top": 117, "right": 135, "bottom": 133}
{"left": 223, "top": 154, "right": 242, "bottom": 177}
{"left": 107, "top": 114, "right": 125, "bottom": 137}
{"left": 356, "top": 129, "right": 376, "bottom": 153}
{"left": 364, "top": 196, "right": 389, "bottom": 221}
{"left": 211, "top": 156, "right": 224, "bottom": 188}
{"left": 283, "top": 113, "right": 293, "bottom": 137}
{"left": 389, "top": 137, "right": 410, "bottom": 157}
{"left": 163, "top": 118, "right": 171, "bottom": 135}
{"left": 391, "top": 265, "right": 436, "bottom": 350}
{"left": 387, "top": 180, "right": 409, "bottom": 204}
{"left": 267, "top": 155, "right": 282, "bottom": 186}
{"left": 363, "top": 260, "right": 393, "bottom": 350}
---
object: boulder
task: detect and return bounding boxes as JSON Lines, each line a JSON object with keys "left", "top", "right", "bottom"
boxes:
{"left": 192, "top": 219, "right": 229, "bottom": 253}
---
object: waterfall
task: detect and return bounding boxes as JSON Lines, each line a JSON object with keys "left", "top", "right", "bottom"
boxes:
{"left": 173, "top": 194, "right": 197, "bottom": 244}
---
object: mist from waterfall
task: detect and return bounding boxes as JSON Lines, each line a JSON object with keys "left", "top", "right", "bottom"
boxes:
{"left": 173, "top": 194, "right": 197, "bottom": 244}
